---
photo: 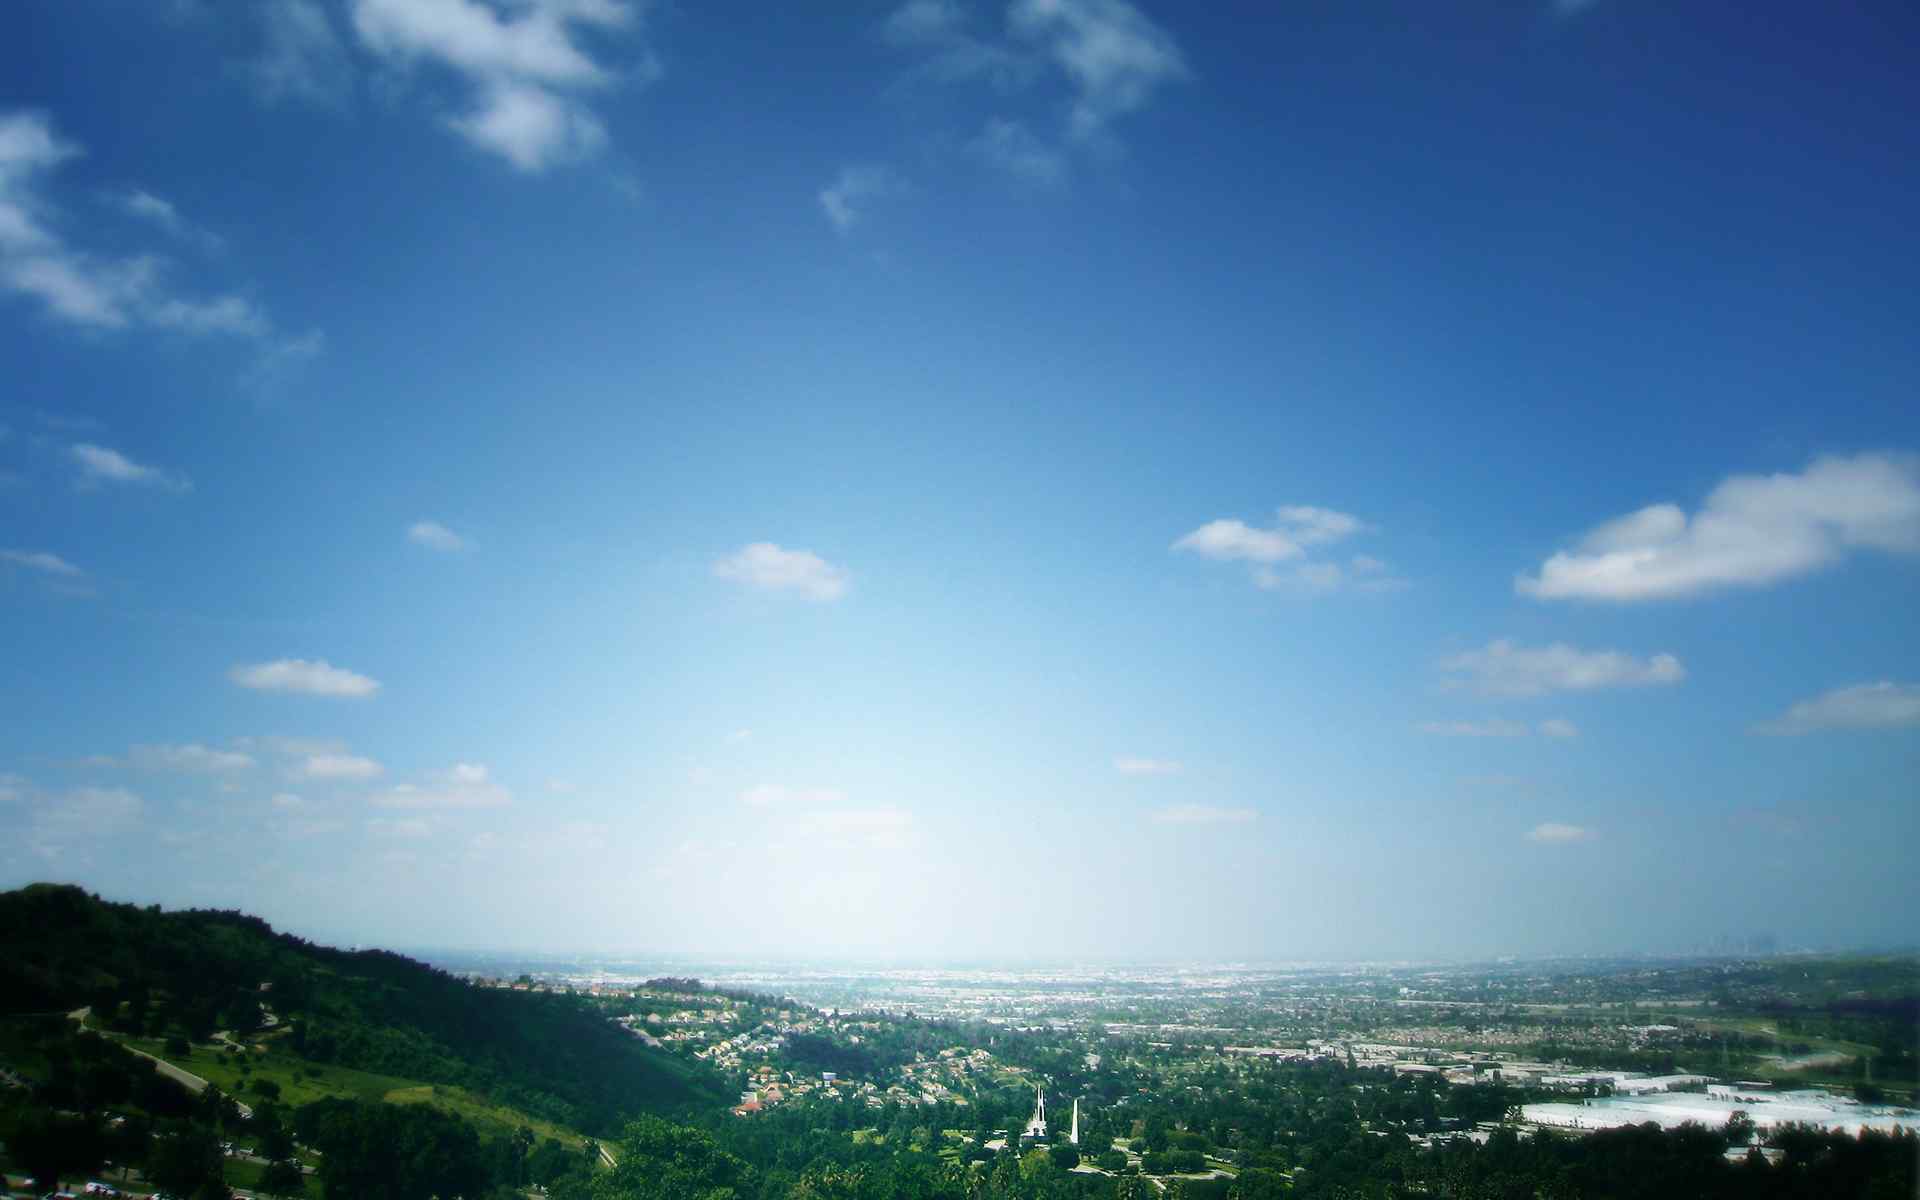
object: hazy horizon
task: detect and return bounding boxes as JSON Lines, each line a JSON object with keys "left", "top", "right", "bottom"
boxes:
{"left": 3, "top": 1, "right": 1917, "bottom": 962}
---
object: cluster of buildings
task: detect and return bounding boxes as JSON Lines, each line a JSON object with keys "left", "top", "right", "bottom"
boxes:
{"left": 732, "top": 1066, "right": 885, "bottom": 1117}
{"left": 1521, "top": 1083, "right": 1917, "bottom": 1138}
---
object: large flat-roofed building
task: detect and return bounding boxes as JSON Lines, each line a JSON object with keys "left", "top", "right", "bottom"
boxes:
{"left": 1523, "top": 1090, "right": 1917, "bottom": 1138}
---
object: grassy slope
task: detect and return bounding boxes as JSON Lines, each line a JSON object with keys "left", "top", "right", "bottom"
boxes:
{"left": 1, "top": 884, "right": 726, "bottom": 1136}
{"left": 120, "top": 1032, "right": 591, "bottom": 1148}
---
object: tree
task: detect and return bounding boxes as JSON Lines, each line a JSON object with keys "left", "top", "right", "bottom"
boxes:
{"left": 259, "top": 1158, "right": 307, "bottom": 1198}
{"left": 14, "top": 1109, "right": 104, "bottom": 1194}
{"left": 1048, "top": 1143, "right": 1080, "bottom": 1171}
{"left": 147, "top": 1124, "right": 227, "bottom": 1200}
{"left": 591, "top": 1115, "right": 752, "bottom": 1200}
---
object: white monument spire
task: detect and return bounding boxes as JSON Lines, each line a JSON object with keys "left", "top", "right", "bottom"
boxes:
{"left": 1023, "top": 1082, "right": 1048, "bottom": 1140}
{"left": 1069, "top": 1097, "right": 1079, "bottom": 1146}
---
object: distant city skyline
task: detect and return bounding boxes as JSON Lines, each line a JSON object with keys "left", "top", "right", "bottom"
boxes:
{"left": 2, "top": 1, "right": 1916, "bottom": 959}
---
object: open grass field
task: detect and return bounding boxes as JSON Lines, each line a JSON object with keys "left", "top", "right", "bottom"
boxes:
{"left": 114, "top": 1033, "right": 590, "bottom": 1147}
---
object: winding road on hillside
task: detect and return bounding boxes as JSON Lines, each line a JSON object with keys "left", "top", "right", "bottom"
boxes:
{"left": 66, "top": 1006, "right": 253, "bottom": 1118}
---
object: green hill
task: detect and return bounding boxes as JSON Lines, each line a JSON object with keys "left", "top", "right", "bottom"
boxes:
{"left": 0, "top": 883, "right": 725, "bottom": 1136}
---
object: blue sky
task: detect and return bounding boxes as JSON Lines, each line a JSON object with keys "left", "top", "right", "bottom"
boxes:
{"left": 2, "top": 0, "right": 1916, "bottom": 960}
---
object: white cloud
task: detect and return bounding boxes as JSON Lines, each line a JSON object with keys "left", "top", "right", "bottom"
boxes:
{"left": 407, "top": 519, "right": 468, "bottom": 552}
{"left": 1007, "top": 0, "right": 1188, "bottom": 142}
{"left": 1177, "top": 507, "right": 1382, "bottom": 593}
{"left": 818, "top": 165, "right": 905, "bottom": 235}
{"left": 1538, "top": 718, "right": 1579, "bottom": 738}
{"left": 129, "top": 743, "right": 255, "bottom": 773}
{"left": 1416, "top": 719, "right": 1528, "bottom": 738}
{"left": 1114, "top": 756, "right": 1180, "bottom": 775}
{"left": 350, "top": 0, "right": 649, "bottom": 172}
{"left": 714, "top": 542, "right": 850, "bottom": 601}
{"left": 1439, "top": 639, "right": 1684, "bottom": 698}
{"left": 252, "top": 0, "right": 354, "bottom": 106}
{"left": 0, "top": 549, "right": 82, "bottom": 576}
{"left": 71, "top": 443, "right": 190, "bottom": 491}
{"left": 1752, "top": 682, "right": 1920, "bottom": 736}
{"left": 1174, "top": 507, "right": 1366, "bottom": 564}
{"left": 1174, "top": 519, "right": 1301, "bottom": 564}
{"left": 271, "top": 792, "right": 305, "bottom": 809}
{"left": 296, "top": 753, "right": 385, "bottom": 781}
{"left": 230, "top": 658, "right": 381, "bottom": 697}
{"left": 374, "top": 762, "right": 512, "bottom": 808}
{"left": 1526, "top": 822, "right": 1594, "bottom": 844}
{"left": 969, "top": 118, "right": 1067, "bottom": 186}
{"left": 1151, "top": 803, "right": 1255, "bottom": 826}
{"left": 1519, "top": 453, "right": 1920, "bottom": 601}
{"left": 1, "top": 112, "right": 301, "bottom": 345}
{"left": 0, "top": 773, "right": 26, "bottom": 804}
{"left": 742, "top": 783, "right": 847, "bottom": 808}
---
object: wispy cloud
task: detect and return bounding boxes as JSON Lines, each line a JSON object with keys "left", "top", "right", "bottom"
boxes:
{"left": 1, "top": 111, "right": 313, "bottom": 368}
{"left": 714, "top": 542, "right": 850, "bottom": 601}
{"left": 295, "top": 752, "right": 384, "bottom": 781}
{"left": 1525, "top": 822, "right": 1593, "bottom": 844}
{"left": 128, "top": 743, "right": 255, "bottom": 773}
{"left": 1417, "top": 719, "right": 1528, "bottom": 738}
{"left": 1538, "top": 718, "right": 1579, "bottom": 738}
{"left": 883, "top": 0, "right": 1185, "bottom": 180}
{"left": 0, "top": 549, "right": 82, "bottom": 576}
{"left": 230, "top": 658, "right": 381, "bottom": 698}
{"left": 1008, "top": 0, "right": 1189, "bottom": 144}
{"left": 251, "top": 0, "right": 354, "bottom": 106}
{"left": 819, "top": 165, "right": 906, "bottom": 235}
{"left": 374, "top": 762, "right": 511, "bottom": 808}
{"left": 1752, "top": 682, "right": 1920, "bottom": 736}
{"left": 112, "top": 189, "right": 224, "bottom": 251}
{"left": 1518, "top": 453, "right": 1920, "bottom": 601}
{"left": 968, "top": 118, "right": 1067, "bottom": 186}
{"left": 1114, "top": 756, "right": 1181, "bottom": 775}
{"left": 1439, "top": 639, "right": 1683, "bottom": 698}
{"left": 71, "top": 443, "right": 190, "bottom": 491}
{"left": 407, "top": 519, "right": 469, "bottom": 552}
{"left": 349, "top": 0, "right": 655, "bottom": 172}
{"left": 1151, "top": 803, "right": 1255, "bottom": 826}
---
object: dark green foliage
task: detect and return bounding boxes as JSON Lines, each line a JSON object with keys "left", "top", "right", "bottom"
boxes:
{"left": 1047, "top": 1143, "right": 1080, "bottom": 1170}
{"left": 1141, "top": 1149, "right": 1204, "bottom": 1175}
{"left": 8, "top": 1107, "right": 105, "bottom": 1193}
{"left": 0, "top": 884, "right": 721, "bottom": 1134}
{"left": 593, "top": 1114, "right": 755, "bottom": 1200}
{"left": 258, "top": 1156, "right": 308, "bottom": 1198}
{"left": 147, "top": 1122, "right": 227, "bottom": 1200}
{"left": 299, "top": 1097, "right": 490, "bottom": 1200}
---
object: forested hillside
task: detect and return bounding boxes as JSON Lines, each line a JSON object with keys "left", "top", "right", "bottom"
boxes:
{"left": 0, "top": 884, "right": 723, "bottom": 1135}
